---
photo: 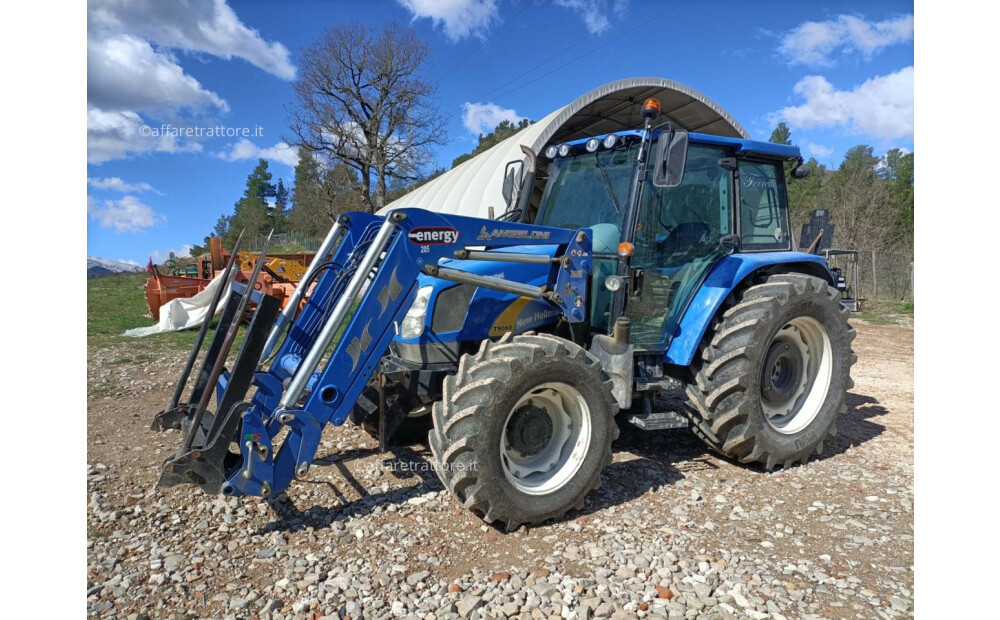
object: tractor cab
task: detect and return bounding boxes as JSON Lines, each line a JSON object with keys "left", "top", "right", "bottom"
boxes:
{"left": 532, "top": 124, "right": 805, "bottom": 350}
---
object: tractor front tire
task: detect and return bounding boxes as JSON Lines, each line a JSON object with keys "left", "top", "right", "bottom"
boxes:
{"left": 429, "top": 333, "right": 618, "bottom": 530}
{"left": 685, "top": 273, "right": 856, "bottom": 469}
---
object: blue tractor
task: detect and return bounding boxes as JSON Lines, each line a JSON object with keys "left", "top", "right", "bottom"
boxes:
{"left": 152, "top": 98, "right": 855, "bottom": 530}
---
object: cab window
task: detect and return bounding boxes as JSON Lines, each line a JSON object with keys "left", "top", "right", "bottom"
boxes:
{"left": 738, "top": 160, "right": 790, "bottom": 250}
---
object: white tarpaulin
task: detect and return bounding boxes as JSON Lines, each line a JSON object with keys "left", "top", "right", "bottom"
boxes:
{"left": 124, "top": 271, "right": 232, "bottom": 337}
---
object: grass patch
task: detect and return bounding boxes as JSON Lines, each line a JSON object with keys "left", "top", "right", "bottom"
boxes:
{"left": 88, "top": 273, "right": 244, "bottom": 352}
{"left": 853, "top": 299, "right": 914, "bottom": 326}
{"left": 853, "top": 312, "right": 894, "bottom": 326}
{"left": 863, "top": 299, "right": 914, "bottom": 316}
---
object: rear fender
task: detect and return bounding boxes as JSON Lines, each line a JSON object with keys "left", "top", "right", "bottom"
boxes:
{"left": 664, "top": 252, "right": 832, "bottom": 367}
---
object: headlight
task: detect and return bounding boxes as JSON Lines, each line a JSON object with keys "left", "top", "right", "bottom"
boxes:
{"left": 400, "top": 285, "right": 433, "bottom": 339}
{"left": 604, "top": 276, "right": 625, "bottom": 292}
{"left": 544, "top": 145, "right": 558, "bottom": 159}
{"left": 585, "top": 137, "right": 601, "bottom": 152}
{"left": 602, "top": 134, "right": 618, "bottom": 149}
{"left": 557, "top": 143, "right": 572, "bottom": 157}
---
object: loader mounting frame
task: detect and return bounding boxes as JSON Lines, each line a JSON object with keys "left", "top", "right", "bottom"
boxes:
{"left": 152, "top": 209, "right": 594, "bottom": 500}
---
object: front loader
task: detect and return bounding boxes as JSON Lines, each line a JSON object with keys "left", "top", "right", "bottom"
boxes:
{"left": 152, "top": 97, "right": 855, "bottom": 529}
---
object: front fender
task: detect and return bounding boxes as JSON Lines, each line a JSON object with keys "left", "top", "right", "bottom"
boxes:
{"left": 664, "top": 252, "right": 832, "bottom": 367}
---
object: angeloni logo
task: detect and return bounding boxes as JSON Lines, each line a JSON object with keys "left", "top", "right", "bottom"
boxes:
{"left": 477, "top": 226, "right": 551, "bottom": 242}
{"left": 408, "top": 227, "right": 459, "bottom": 245}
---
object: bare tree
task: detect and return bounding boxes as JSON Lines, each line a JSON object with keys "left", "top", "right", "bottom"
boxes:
{"left": 289, "top": 147, "right": 364, "bottom": 238}
{"left": 288, "top": 22, "right": 447, "bottom": 213}
{"left": 824, "top": 146, "right": 896, "bottom": 298}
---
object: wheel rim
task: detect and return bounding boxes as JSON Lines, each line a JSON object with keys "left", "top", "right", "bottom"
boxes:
{"left": 760, "top": 316, "right": 833, "bottom": 434}
{"left": 500, "top": 382, "right": 592, "bottom": 495}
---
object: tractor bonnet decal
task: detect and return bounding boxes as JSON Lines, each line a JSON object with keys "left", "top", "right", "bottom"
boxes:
{"left": 408, "top": 227, "right": 459, "bottom": 245}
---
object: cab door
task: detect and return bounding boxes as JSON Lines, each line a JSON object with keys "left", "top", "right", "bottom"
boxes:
{"left": 624, "top": 145, "right": 734, "bottom": 350}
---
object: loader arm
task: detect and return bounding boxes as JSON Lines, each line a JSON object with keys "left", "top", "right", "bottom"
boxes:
{"left": 155, "top": 208, "right": 593, "bottom": 499}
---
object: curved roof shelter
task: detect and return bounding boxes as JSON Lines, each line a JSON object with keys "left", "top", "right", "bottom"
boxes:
{"left": 382, "top": 77, "right": 749, "bottom": 219}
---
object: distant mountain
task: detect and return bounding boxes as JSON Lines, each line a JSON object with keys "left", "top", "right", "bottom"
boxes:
{"left": 87, "top": 256, "right": 144, "bottom": 279}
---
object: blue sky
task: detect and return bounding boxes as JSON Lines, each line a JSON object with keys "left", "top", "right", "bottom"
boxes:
{"left": 86, "top": 0, "right": 914, "bottom": 264}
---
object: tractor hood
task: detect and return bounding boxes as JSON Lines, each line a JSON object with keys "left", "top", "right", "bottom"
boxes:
{"left": 393, "top": 244, "right": 562, "bottom": 347}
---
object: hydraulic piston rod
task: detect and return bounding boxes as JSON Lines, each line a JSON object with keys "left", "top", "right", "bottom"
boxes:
{"left": 259, "top": 220, "right": 345, "bottom": 363}
{"left": 425, "top": 265, "right": 549, "bottom": 300}
{"left": 278, "top": 218, "right": 398, "bottom": 410}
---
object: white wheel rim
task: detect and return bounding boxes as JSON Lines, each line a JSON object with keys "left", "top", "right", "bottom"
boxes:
{"left": 760, "top": 316, "right": 833, "bottom": 435}
{"left": 500, "top": 382, "right": 592, "bottom": 495}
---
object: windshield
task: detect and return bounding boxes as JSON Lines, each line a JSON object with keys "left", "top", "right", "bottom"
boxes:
{"left": 535, "top": 144, "right": 637, "bottom": 230}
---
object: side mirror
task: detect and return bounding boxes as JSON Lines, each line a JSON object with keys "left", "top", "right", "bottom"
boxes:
{"left": 652, "top": 129, "right": 688, "bottom": 188}
{"left": 501, "top": 164, "right": 516, "bottom": 207}
{"left": 791, "top": 162, "right": 811, "bottom": 179}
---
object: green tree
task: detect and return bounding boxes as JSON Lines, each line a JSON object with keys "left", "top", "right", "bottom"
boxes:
{"left": 385, "top": 167, "right": 446, "bottom": 203}
{"left": 768, "top": 122, "right": 823, "bottom": 235}
{"left": 226, "top": 159, "right": 277, "bottom": 245}
{"left": 271, "top": 178, "right": 289, "bottom": 233}
{"left": 213, "top": 213, "right": 231, "bottom": 239}
{"left": 881, "top": 149, "right": 914, "bottom": 243}
{"left": 769, "top": 122, "right": 791, "bottom": 145}
{"left": 289, "top": 149, "right": 364, "bottom": 238}
{"left": 451, "top": 118, "right": 533, "bottom": 169}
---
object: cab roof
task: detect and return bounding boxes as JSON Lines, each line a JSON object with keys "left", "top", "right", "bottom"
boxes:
{"left": 563, "top": 129, "right": 802, "bottom": 161}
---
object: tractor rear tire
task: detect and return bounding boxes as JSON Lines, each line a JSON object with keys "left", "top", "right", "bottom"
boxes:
{"left": 684, "top": 273, "right": 856, "bottom": 469}
{"left": 429, "top": 332, "right": 618, "bottom": 530}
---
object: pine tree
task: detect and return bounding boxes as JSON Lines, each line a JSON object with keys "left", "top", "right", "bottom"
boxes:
{"left": 226, "top": 159, "right": 277, "bottom": 245}
{"left": 271, "top": 178, "right": 289, "bottom": 233}
{"left": 769, "top": 122, "right": 792, "bottom": 145}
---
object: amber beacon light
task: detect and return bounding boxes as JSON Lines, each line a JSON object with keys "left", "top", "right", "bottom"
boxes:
{"left": 641, "top": 97, "right": 661, "bottom": 120}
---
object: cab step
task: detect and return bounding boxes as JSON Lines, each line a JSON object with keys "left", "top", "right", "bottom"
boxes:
{"left": 627, "top": 390, "right": 690, "bottom": 430}
{"left": 627, "top": 410, "right": 689, "bottom": 431}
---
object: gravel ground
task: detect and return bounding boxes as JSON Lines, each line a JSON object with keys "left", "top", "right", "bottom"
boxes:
{"left": 87, "top": 321, "right": 913, "bottom": 620}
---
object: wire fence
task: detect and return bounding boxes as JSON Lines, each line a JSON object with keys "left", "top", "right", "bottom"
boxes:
{"left": 241, "top": 231, "right": 322, "bottom": 253}
{"left": 826, "top": 249, "right": 913, "bottom": 302}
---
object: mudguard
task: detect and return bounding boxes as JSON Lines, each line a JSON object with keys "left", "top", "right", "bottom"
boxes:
{"left": 664, "top": 252, "right": 832, "bottom": 367}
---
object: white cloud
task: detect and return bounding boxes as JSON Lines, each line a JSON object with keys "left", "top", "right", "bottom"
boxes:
{"left": 87, "top": 106, "right": 203, "bottom": 164}
{"left": 397, "top": 0, "right": 499, "bottom": 41}
{"left": 87, "top": 177, "right": 158, "bottom": 193}
{"left": 87, "top": 195, "right": 164, "bottom": 232}
{"left": 217, "top": 139, "right": 300, "bottom": 167}
{"left": 88, "top": 34, "right": 229, "bottom": 113}
{"left": 149, "top": 244, "right": 193, "bottom": 264}
{"left": 779, "top": 14, "right": 913, "bottom": 66}
{"left": 87, "top": 0, "right": 294, "bottom": 163}
{"left": 88, "top": 0, "right": 295, "bottom": 79}
{"left": 555, "top": 0, "right": 629, "bottom": 34}
{"left": 806, "top": 143, "right": 834, "bottom": 158}
{"left": 771, "top": 67, "right": 914, "bottom": 141}
{"left": 461, "top": 102, "right": 524, "bottom": 135}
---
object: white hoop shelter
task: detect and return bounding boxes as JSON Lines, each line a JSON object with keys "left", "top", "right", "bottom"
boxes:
{"left": 381, "top": 77, "right": 749, "bottom": 219}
